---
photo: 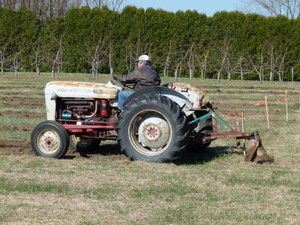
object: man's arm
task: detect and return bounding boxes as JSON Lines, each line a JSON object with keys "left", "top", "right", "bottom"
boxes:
{"left": 113, "top": 68, "right": 141, "bottom": 84}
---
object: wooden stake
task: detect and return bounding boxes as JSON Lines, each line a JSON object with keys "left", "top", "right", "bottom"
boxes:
{"left": 241, "top": 112, "right": 245, "bottom": 133}
{"left": 265, "top": 96, "right": 270, "bottom": 129}
{"left": 241, "top": 112, "right": 246, "bottom": 155}
{"left": 285, "top": 90, "right": 289, "bottom": 122}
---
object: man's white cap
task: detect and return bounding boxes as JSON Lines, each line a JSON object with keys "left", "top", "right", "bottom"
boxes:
{"left": 137, "top": 55, "right": 151, "bottom": 62}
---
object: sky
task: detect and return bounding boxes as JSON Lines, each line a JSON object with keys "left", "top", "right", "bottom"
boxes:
{"left": 126, "top": 0, "right": 245, "bottom": 17}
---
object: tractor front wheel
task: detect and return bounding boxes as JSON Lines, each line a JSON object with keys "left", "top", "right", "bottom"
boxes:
{"left": 31, "top": 121, "right": 69, "bottom": 158}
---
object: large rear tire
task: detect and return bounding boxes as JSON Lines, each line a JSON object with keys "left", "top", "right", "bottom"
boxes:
{"left": 31, "top": 121, "right": 69, "bottom": 158}
{"left": 117, "top": 94, "right": 189, "bottom": 162}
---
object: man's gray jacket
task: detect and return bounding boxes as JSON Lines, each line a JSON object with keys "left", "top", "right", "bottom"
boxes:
{"left": 114, "top": 65, "right": 161, "bottom": 91}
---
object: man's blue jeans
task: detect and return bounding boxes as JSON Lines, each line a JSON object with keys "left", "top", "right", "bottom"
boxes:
{"left": 118, "top": 91, "right": 133, "bottom": 110}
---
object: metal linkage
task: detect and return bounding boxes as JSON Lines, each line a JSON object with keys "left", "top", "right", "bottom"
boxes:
{"left": 190, "top": 108, "right": 274, "bottom": 163}
{"left": 189, "top": 108, "right": 233, "bottom": 131}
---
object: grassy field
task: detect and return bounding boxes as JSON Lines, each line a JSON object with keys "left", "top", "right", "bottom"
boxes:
{"left": 0, "top": 72, "right": 299, "bottom": 224}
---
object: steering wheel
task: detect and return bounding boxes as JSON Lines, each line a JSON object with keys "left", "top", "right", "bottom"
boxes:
{"left": 113, "top": 76, "right": 134, "bottom": 90}
{"left": 112, "top": 77, "right": 125, "bottom": 89}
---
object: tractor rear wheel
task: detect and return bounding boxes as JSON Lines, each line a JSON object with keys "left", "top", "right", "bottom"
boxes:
{"left": 117, "top": 94, "right": 189, "bottom": 162}
{"left": 31, "top": 121, "right": 69, "bottom": 158}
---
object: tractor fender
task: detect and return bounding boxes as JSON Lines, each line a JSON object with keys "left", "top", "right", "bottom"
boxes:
{"left": 123, "top": 86, "right": 194, "bottom": 116}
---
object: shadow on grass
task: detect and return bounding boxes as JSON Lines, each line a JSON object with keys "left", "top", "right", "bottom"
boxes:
{"left": 65, "top": 142, "right": 242, "bottom": 165}
{"left": 63, "top": 142, "right": 122, "bottom": 159}
{"left": 77, "top": 143, "right": 122, "bottom": 158}
{"left": 175, "top": 146, "right": 239, "bottom": 165}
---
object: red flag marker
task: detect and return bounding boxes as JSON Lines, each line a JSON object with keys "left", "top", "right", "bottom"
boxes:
{"left": 222, "top": 112, "right": 245, "bottom": 118}
{"left": 254, "top": 100, "right": 267, "bottom": 106}
{"left": 277, "top": 94, "right": 288, "bottom": 102}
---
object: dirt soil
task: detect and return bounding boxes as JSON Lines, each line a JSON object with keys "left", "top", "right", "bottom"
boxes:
{"left": 0, "top": 136, "right": 128, "bottom": 161}
{"left": 0, "top": 139, "right": 33, "bottom": 156}
{"left": 0, "top": 110, "right": 45, "bottom": 119}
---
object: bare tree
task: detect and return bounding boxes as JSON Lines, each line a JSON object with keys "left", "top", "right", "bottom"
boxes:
{"left": 163, "top": 39, "right": 174, "bottom": 77}
{"left": 110, "top": 0, "right": 124, "bottom": 11}
{"left": 13, "top": 51, "right": 21, "bottom": 78}
{"left": 163, "top": 45, "right": 171, "bottom": 77}
{"left": 188, "top": 52, "right": 195, "bottom": 80}
{"left": 51, "top": 37, "right": 63, "bottom": 78}
{"left": 251, "top": 42, "right": 267, "bottom": 83}
{"left": 108, "top": 39, "right": 113, "bottom": 77}
{"left": 201, "top": 51, "right": 209, "bottom": 79}
{"left": 0, "top": 0, "right": 84, "bottom": 19}
{"left": 194, "top": 46, "right": 210, "bottom": 80}
{"left": 0, "top": 45, "right": 7, "bottom": 74}
{"left": 239, "top": 56, "right": 244, "bottom": 80}
{"left": 216, "top": 39, "right": 231, "bottom": 82}
{"left": 91, "top": 40, "right": 106, "bottom": 79}
{"left": 269, "top": 44, "right": 275, "bottom": 81}
{"left": 173, "top": 44, "right": 194, "bottom": 82}
{"left": 243, "top": 0, "right": 300, "bottom": 18}
{"left": 0, "top": 50, "right": 3, "bottom": 74}
{"left": 32, "top": 44, "right": 41, "bottom": 75}
{"left": 277, "top": 46, "right": 289, "bottom": 81}
{"left": 82, "top": 36, "right": 108, "bottom": 79}
{"left": 84, "top": 0, "right": 125, "bottom": 11}
{"left": 267, "top": 42, "right": 290, "bottom": 81}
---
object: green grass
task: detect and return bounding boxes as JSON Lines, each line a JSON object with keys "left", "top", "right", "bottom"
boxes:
{"left": 0, "top": 116, "right": 44, "bottom": 126}
{"left": 0, "top": 72, "right": 299, "bottom": 224}
{"left": 0, "top": 130, "right": 32, "bottom": 139}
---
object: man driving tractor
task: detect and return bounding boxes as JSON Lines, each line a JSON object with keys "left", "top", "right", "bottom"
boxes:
{"left": 112, "top": 55, "right": 161, "bottom": 110}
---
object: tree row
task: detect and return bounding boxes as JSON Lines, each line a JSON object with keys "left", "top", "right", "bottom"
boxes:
{"left": 1, "top": 5, "right": 300, "bottom": 81}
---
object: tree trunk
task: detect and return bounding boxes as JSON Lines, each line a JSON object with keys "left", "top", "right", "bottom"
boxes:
{"left": 259, "top": 66, "right": 264, "bottom": 83}
{"left": 217, "top": 70, "right": 222, "bottom": 82}
{"left": 201, "top": 52, "right": 208, "bottom": 79}
{"left": 164, "top": 41, "right": 172, "bottom": 77}
{"left": 175, "top": 65, "right": 179, "bottom": 82}
{"left": 189, "top": 67, "right": 193, "bottom": 80}
{"left": 51, "top": 70, "right": 56, "bottom": 78}
{"left": 164, "top": 55, "right": 170, "bottom": 77}
{"left": 239, "top": 57, "right": 244, "bottom": 80}
{"left": 34, "top": 49, "right": 41, "bottom": 75}
{"left": 0, "top": 50, "right": 4, "bottom": 74}
{"left": 109, "top": 41, "right": 113, "bottom": 77}
{"left": 269, "top": 46, "right": 274, "bottom": 81}
{"left": 227, "top": 58, "right": 231, "bottom": 81}
{"left": 277, "top": 46, "right": 289, "bottom": 81}
{"left": 92, "top": 57, "right": 99, "bottom": 79}
{"left": 217, "top": 54, "right": 227, "bottom": 82}
{"left": 188, "top": 53, "right": 194, "bottom": 80}
{"left": 13, "top": 52, "right": 21, "bottom": 78}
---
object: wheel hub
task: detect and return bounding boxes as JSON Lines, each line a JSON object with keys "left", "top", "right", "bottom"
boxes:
{"left": 45, "top": 137, "right": 53, "bottom": 145}
{"left": 138, "top": 116, "right": 170, "bottom": 149}
{"left": 147, "top": 127, "right": 158, "bottom": 138}
{"left": 38, "top": 130, "right": 60, "bottom": 154}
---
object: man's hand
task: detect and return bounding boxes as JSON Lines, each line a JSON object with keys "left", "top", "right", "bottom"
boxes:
{"left": 112, "top": 74, "right": 118, "bottom": 80}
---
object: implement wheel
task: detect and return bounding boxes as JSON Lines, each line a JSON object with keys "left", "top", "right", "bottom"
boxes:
{"left": 31, "top": 121, "right": 69, "bottom": 158}
{"left": 117, "top": 94, "right": 189, "bottom": 162}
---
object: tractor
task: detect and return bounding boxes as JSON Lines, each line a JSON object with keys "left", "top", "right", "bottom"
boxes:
{"left": 31, "top": 80, "right": 273, "bottom": 163}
